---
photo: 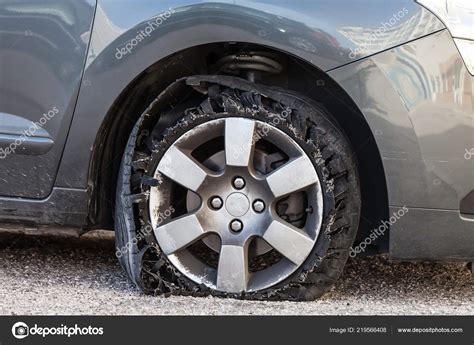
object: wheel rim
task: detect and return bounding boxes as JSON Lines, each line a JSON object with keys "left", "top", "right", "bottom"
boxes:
{"left": 149, "top": 117, "right": 323, "bottom": 293}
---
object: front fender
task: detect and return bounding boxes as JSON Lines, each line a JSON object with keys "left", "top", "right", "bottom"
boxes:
{"left": 57, "top": 0, "right": 444, "bottom": 188}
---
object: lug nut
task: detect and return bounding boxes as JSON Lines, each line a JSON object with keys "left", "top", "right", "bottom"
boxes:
{"left": 233, "top": 177, "right": 246, "bottom": 189}
{"left": 230, "top": 219, "right": 243, "bottom": 232}
{"left": 253, "top": 200, "right": 265, "bottom": 213}
{"left": 210, "top": 196, "right": 223, "bottom": 210}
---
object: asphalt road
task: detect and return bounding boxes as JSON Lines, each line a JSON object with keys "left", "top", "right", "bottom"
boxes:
{"left": 0, "top": 230, "right": 472, "bottom": 315}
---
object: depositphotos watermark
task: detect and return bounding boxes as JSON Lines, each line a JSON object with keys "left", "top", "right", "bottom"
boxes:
{"left": 0, "top": 106, "right": 59, "bottom": 159}
{"left": 349, "top": 7, "right": 408, "bottom": 59}
{"left": 350, "top": 206, "right": 408, "bottom": 257}
{"left": 115, "top": 206, "right": 175, "bottom": 258}
{"left": 12, "top": 321, "right": 103, "bottom": 340}
{"left": 464, "top": 148, "right": 474, "bottom": 160}
{"left": 115, "top": 7, "right": 175, "bottom": 59}
{"left": 232, "top": 108, "right": 292, "bottom": 160}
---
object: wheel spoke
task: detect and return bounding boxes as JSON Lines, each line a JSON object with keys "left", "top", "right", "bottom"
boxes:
{"left": 225, "top": 118, "right": 256, "bottom": 167}
{"left": 263, "top": 220, "right": 314, "bottom": 265}
{"left": 216, "top": 244, "right": 249, "bottom": 293}
{"left": 266, "top": 156, "right": 318, "bottom": 197}
{"left": 157, "top": 146, "right": 209, "bottom": 192}
{"left": 154, "top": 214, "right": 205, "bottom": 255}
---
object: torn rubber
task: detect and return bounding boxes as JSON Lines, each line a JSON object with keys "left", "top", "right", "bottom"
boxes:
{"left": 114, "top": 75, "right": 361, "bottom": 300}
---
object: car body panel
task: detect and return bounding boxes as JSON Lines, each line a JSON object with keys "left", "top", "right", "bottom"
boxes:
{"left": 0, "top": 187, "right": 87, "bottom": 226}
{"left": 0, "top": 0, "right": 96, "bottom": 198}
{"left": 329, "top": 30, "right": 474, "bottom": 260}
{"left": 390, "top": 206, "right": 474, "bottom": 260}
{"left": 329, "top": 30, "right": 474, "bottom": 211}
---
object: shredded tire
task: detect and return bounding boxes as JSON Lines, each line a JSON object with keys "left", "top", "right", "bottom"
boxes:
{"left": 115, "top": 75, "right": 361, "bottom": 301}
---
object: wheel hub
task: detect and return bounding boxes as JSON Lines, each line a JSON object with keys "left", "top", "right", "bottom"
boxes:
{"left": 225, "top": 192, "right": 250, "bottom": 217}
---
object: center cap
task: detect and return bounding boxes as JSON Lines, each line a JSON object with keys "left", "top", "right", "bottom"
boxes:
{"left": 225, "top": 192, "right": 250, "bottom": 217}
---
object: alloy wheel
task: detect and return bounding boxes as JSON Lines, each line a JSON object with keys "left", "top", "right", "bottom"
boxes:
{"left": 149, "top": 117, "right": 323, "bottom": 293}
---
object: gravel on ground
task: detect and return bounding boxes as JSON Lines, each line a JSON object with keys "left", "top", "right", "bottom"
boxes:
{"left": 0, "top": 230, "right": 472, "bottom": 315}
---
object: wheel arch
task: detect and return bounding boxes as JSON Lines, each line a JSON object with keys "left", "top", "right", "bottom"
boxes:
{"left": 87, "top": 42, "right": 389, "bottom": 252}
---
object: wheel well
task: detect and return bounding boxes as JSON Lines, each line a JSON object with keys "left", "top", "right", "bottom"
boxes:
{"left": 89, "top": 42, "right": 389, "bottom": 253}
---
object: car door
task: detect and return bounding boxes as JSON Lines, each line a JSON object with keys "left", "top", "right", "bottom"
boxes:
{"left": 0, "top": 0, "right": 96, "bottom": 198}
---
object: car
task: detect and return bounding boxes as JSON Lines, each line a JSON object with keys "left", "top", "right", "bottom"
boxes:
{"left": 0, "top": 0, "right": 472, "bottom": 300}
